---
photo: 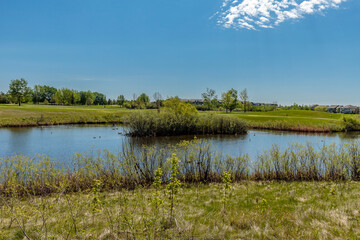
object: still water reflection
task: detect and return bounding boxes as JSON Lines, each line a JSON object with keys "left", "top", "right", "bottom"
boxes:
{"left": 0, "top": 124, "right": 359, "bottom": 162}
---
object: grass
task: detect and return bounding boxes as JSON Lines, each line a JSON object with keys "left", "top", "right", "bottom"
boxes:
{"left": 2, "top": 139, "right": 360, "bottom": 238}
{"left": 1, "top": 105, "right": 359, "bottom": 132}
{"left": 1, "top": 181, "right": 360, "bottom": 239}
{"left": 0, "top": 104, "right": 130, "bottom": 127}
{"left": 218, "top": 110, "right": 350, "bottom": 132}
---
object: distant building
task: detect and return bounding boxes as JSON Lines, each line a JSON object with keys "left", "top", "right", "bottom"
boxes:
{"left": 327, "top": 105, "right": 339, "bottom": 113}
{"left": 251, "top": 102, "right": 278, "bottom": 107}
{"left": 180, "top": 99, "right": 204, "bottom": 105}
{"left": 338, "top": 105, "right": 359, "bottom": 114}
{"left": 310, "top": 104, "right": 319, "bottom": 110}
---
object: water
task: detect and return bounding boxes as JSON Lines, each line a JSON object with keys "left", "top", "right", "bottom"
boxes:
{"left": 0, "top": 124, "right": 359, "bottom": 162}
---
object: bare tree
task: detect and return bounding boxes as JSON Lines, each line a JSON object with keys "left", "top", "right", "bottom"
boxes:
{"left": 202, "top": 88, "right": 218, "bottom": 110}
{"left": 153, "top": 92, "right": 162, "bottom": 113}
{"left": 240, "top": 88, "right": 249, "bottom": 113}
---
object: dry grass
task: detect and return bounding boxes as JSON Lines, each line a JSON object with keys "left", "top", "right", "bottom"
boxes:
{"left": 1, "top": 181, "right": 360, "bottom": 239}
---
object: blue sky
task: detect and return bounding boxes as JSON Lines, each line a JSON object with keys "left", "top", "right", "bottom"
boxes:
{"left": 0, "top": 0, "right": 359, "bottom": 105}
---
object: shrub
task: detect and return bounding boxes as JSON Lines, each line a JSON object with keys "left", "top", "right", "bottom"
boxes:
{"left": 341, "top": 116, "right": 360, "bottom": 131}
{"left": 124, "top": 111, "right": 248, "bottom": 136}
{"left": 124, "top": 98, "right": 247, "bottom": 136}
{"left": 314, "top": 105, "right": 327, "bottom": 112}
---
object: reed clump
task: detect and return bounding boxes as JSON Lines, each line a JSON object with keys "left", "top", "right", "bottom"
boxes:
{"left": 250, "top": 120, "right": 340, "bottom": 132}
{"left": 125, "top": 111, "right": 248, "bottom": 136}
{"left": 124, "top": 98, "right": 247, "bottom": 136}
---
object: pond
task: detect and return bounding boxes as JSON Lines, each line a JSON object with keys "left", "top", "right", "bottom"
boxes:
{"left": 0, "top": 124, "right": 359, "bottom": 162}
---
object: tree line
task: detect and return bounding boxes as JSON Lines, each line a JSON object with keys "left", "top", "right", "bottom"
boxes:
{"left": 201, "top": 88, "right": 250, "bottom": 112}
{"left": 0, "top": 78, "right": 165, "bottom": 109}
{"left": 1, "top": 78, "right": 280, "bottom": 113}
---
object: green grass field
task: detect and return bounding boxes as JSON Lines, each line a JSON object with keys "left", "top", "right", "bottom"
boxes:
{"left": 0, "top": 104, "right": 357, "bottom": 132}
{"left": 218, "top": 110, "right": 351, "bottom": 132}
{"left": 1, "top": 181, "right": 359, "bottom": 239}
{"left": 0, "top": 104, "right": 130, "bottom": 127}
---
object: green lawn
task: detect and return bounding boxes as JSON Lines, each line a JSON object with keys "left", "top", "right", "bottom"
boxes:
{"left": 0, "top": 105, "right": 356, "bottom": 132}
{"left": 216, "top": 110, "right": 352, "bottom": 132}
{"left": 0, "top": 104, "right": 132, "bottom": 127}
{"left": 1, "top": 181, "right": 360, "bottom": 239}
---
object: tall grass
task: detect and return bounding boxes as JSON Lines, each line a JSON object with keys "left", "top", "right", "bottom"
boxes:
{"left": 250, "top": 120, "right": 341, "bottom": 132}
{"left": 124, "top": 111, "right": 248, "bottom": 136}
{"left": 3, "top": 140, "right": 360, "bottom": 239}
{"left": 2, "top": 139, "right": 360, "bottom": 198}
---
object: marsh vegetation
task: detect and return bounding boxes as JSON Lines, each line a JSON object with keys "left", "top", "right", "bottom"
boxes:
{"left": 2, "top": 138, "right": 360, "bottom": 238}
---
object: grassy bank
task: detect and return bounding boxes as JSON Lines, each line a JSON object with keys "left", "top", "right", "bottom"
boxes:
{"left": 1, "top": 181, "right": 360, "bottom": 239}
{"left": 222, "top": 110, "right": 345, "bottom": 132}
{"left": 0, "top": 104, "right": 129, "bottom": 127}
{"left": 1, "top": 105, "right": 360, "bottom": 132}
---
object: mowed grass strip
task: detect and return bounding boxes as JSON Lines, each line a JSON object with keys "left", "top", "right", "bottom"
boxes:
{"left": 1, "top": 181, "right": 360, "bottom": 239}
{"left": 0, "top": 104, "right": 131, "bottom": 127}
{"left": 218, "top": 110, "right": 350, "bottom": 132}
{"left": 0, "top": 105, "right": 357, "bottom": 132}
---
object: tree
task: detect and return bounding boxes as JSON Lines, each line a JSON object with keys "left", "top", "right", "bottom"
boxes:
{"left": 32, "top": 85, "right": 44, "bottom": 104}
{"left": 164, "top": 98, "right": 198, "bottom": 116}
{"left": 43, "top": 85, "right": 57, "bottom": 103}
{"left": 93, "top": 92, "right": 107, "bottom": 105}
{"left": 55, "top": 88, "right": 79, "bottom": 105}
{"left": 314, "top": 105, "right": 327, "bottom": 112}
{"left": 202, "top": 88, "right": 218, "bottom": 110}
{"left": 80, "top": 91, "right": 95, "bottom": 105}
{"left": 153, "top": 92, "right": 162, "bottom": 113}
{"left": 0, "top": 92, "right": 10, "bottom": 104}
{"left": 117, "top": 95, "right": 125, "bottom": 107}
{"left": 239, "top": 88, "right": 249, "bottom": 113}
{"left": 8, "top": 78, "right": 32, "bottom": 106}
{"left": 137, "top": 93, "right": 150, "bottom": 109}
{"left": 221, "top": 88, "right": 238, "bottom": 113}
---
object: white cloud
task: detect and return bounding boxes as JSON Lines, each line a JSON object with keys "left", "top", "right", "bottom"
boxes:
{"left": 217, "top": 0, "right": 347, "bottom": 30}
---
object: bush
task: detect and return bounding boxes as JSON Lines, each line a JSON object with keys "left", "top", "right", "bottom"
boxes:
{"left": 341, "top": 116, "right": 360, "bottom": 131}
{"left": 124, "top": 111, "right": 248, "bottom": 137}
{"left": 314, "top": 105, "right": 327, "bottom": 112}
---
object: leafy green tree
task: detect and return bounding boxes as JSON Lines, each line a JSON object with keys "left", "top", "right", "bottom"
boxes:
{"left": 239, "top": 88, "right": 249, "bottom": 113}
{"left": 137, "top": 93, "right": 150, "bottom": 108}
{"left": 55, "top": 88, "right": 79, "bottom": 105}
{"left": 32, "top": 85, "right": 57, "bottom": 104}
{"left": 164, "top": 98, "right": 198, "bottom": 116}
{"left": 93, "top": 92, "right": 107, "bottom": 105}
{"left": 202, "top": 88, "right": 218, "bottom": 110}
{"left": 117, "top": 95, "right": 125, "bottom": 107}
{"left": 32, "top": 85, "right": 47, "bottom": 104}
{"left": 8, "top": 78, "right": 32, "bottom": 106}
{"left": 43, "top": 85, "right": 57, "bottom": 103}
{"left": 0, "top": 91, "right": 10, "bottom": 104}
{"left": 314, "top": 105, "right": 327, "bottom": 112}
{"left": 221, "top": 88, "right": 238, "bottom": 113}
{"left": 80, "top": 91, "right": 95, "bottom": 105}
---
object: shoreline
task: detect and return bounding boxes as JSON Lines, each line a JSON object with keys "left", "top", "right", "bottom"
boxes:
{"left": 0, "top": 121, "right": 339, "bottom": 133}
